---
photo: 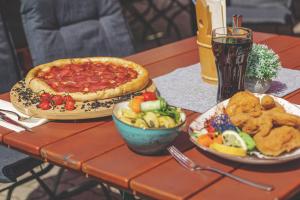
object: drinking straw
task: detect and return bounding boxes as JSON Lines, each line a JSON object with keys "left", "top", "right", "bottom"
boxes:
{"left": 237, "top": 15, "right": 243, "bottom": 27}
{"left": 232, "top": 15, "right": 243, "bottom": 33}
{"left": 232, "top": 14, "right": 237, "bottom": 32}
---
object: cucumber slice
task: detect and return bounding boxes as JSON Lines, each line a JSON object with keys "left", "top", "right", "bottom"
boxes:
{"left": 141, "top": 100, "right": 161, "bottom": 112}
{"left": 239, "top": 132, "right": 256, "bottom": 151}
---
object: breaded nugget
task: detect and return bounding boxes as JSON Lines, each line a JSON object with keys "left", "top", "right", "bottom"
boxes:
{"left": 230, "top": 113, "right": 259, "bottom": 135}
{"left": 261, "top": 95, "right": 276, "bottom": 110}
{"left": 227, "top": 91, "right": 300, "bottom": 156}
{"left": 226, "top": 91, "right": 262, "bottom": 117}
{"left": 270, "top": 102, "right": 286, "bottom": 113}
{"left": 254, "top": 126, "right": 300, "bottom": 156}
{"left": 267, "top": 111, "right": 300, "bottom": 127}
{"left": 230, "top": 112, "right": 273, "bottom": 136}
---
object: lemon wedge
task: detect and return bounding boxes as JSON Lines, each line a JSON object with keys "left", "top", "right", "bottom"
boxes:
{"left": 210, "top": 143, "right": 246, "bottom": 157}
{"left": 222, "top": 130, "right": 247, "bottom": 151}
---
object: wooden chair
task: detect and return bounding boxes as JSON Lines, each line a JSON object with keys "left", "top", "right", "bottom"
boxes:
{"left": 20, "top": 0, "right": 135, "bottom": 66}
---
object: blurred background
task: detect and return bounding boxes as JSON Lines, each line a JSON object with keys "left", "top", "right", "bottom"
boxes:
{"left": 2, "top": 0, "right": 300, "bottom": 72}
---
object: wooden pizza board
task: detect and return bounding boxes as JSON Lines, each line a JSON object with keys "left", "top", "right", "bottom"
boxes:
{"left": 10, "top": 80, "right": 156, "bottom": 120}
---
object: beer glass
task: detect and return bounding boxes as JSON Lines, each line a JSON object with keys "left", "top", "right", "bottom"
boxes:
{"left": 212, "top": 27, "right": 253, "bottom": 102}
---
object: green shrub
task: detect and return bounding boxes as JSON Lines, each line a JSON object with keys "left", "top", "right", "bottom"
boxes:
{"left": 246, "top": 44, "right": 281, "bottom": 80}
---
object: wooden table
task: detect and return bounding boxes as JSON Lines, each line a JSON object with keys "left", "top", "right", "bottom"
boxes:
{"left": 1, "top": 32, "right": 300, "bottom": 200}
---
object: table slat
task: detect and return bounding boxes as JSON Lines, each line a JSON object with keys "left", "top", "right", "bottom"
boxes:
{"left": 253, "top": 32, "right": 277, "bottom": 43}
{"left": 130, "top": 148, "right": 239, "bottom": 200}
{"left": 82, "top": 113, "right": 199, "bottom": 189}
{"left": 127, "top": 37, "right": 198, "bottom": 66}
{"left": 191, "top": 160, "right": 300, "bottom": 200}
{"left": 278, "top": 45, "right": 300, "bottom": 69}
{"left": 258, "top": 35, "right": 300, "bottom": 53}
{"left": 40, "top": 121, "right": 124, "bottom": 170}
{"left": 3, "top": 119, "right": 111, "bottom": 155}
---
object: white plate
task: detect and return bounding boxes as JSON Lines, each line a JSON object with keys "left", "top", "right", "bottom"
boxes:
{"left": 188, "top": 94, "right": 300, "bottom": 165}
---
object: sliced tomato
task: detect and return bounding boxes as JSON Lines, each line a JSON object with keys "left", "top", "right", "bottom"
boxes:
{"left": 65, "top": 100, "right": 75, "bottom": 110}
{"left": 51, "top": 95, "right": 64, "bottom": 105}
{"left": 38, "top": 100, "right": 51, "bottom": 110}
{"left": 63, "top": 95, "right": 74, "bottom": 103}
{"left": 40, "top": 92, "right": 51, "bottom": 102}
{"left": 142, "top": 92, "right": 157, "bottom": 101}
{"left": 207, "top": 126, "right": 215, "bottom": 133}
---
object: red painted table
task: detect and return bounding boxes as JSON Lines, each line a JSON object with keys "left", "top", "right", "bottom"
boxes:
{"left": 1, "top": 32, "right": 300, "bottom": 200}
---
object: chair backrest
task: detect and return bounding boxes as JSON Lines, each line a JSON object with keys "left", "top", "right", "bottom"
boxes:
{"left": 0, "top": 9, "right": 21, "bottom": 93}
{"left": 20, "top": 0, "right": 135, "bottom": 66}
{"left": 229, "top": 0, "right": 291, "bottom": 8}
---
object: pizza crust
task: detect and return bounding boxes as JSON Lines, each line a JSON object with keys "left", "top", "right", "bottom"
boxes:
{"left": 25, "top": 57, "right": 149, "bottom": 101}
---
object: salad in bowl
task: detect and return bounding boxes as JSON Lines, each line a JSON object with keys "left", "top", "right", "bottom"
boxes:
{"left": 113, "top": 92, "right": 186, "bottom": 155}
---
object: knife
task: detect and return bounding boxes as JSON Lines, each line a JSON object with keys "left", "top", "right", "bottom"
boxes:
{"left": 0, "top": 112, "right": 33, "bottom": 132}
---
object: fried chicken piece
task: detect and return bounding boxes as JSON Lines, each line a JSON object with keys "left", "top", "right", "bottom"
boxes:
{"left": 261, "top": 95, "right": 276, "bottom": 110}
{"left": 269, "top": 102, "right": 286, "bottom": 113}
{"left": 230, "top": 113, "right": 258, "bottom": 135}
{"left": 254, "top": 126, "right": 300, "bottom": 156}
{"left": 226, "top": 91, "right": 262, "bottom": 117}
{"left": 267, "top": 111, "right": 300, "bottom": 127}
{"left": 261, "top": 95, "right": 286, "bottom": 113}
{"left": 255, "top": 115, "right": 274, "bottom": 137}
{"left": 230, "top": 112, "right": 273, "bottom": 136}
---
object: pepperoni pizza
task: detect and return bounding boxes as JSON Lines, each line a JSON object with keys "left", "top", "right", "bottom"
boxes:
{"left": 25, "top": 57, "right": 149, "bottom": 102}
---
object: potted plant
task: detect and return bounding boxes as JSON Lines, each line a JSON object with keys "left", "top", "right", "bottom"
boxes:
{"left": 244, "top": 44, "right": 281, "bottom": 93}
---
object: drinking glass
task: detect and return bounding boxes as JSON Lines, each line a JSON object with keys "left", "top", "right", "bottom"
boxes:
{"left": 212, "top": 27, "right": 253, "bottom": 102}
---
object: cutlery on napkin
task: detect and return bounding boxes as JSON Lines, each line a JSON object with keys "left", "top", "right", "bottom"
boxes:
{"left": 0, "top": 100, "right": 47, "bottom": 132}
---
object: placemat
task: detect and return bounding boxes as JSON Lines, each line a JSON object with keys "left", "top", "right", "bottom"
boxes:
{"left": 153, "top": 63, "right": 300, "bottom": 113}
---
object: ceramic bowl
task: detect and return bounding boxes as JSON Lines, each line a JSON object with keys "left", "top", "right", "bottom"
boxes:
{"left": 112, "top": 101, "right": 186, "bottom": 155}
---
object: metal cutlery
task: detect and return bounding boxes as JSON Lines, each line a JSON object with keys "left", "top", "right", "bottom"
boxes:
{"left": 0, "top": 108, "right": 33, "bottom": 121}
{"left": 167, "top": 145, "right": 273, "bottom": 191}
{"left": 0, "top": 112, "right": 33, "bottom": 132}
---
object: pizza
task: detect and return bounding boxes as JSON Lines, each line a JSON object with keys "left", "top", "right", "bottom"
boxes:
{"left": 25, "top": 57, "right": 149, "bottom": 102}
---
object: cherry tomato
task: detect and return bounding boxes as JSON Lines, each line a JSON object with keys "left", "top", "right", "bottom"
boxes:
{"left": 63, "top": 95, "right": 75, "bottom": 103}
{"left": 207, "top": 126, "right": 215, "bottom": 133}
{"left": 40, "top": 92, "right": 51, "bottom": 102}
{"left": 38, "top": 101, "right": 51, "bottom": 110}
{"left": 142, "top": 92, "right": 157, "bottom": 101}
{"left": 65, "top": 100, "right": 75, "bottom": 111}
{"left": 51, "top": 95, "right": 64, "bottom": 105}
{"left": 207, "top": 131, "right": 216, "bottom": 139}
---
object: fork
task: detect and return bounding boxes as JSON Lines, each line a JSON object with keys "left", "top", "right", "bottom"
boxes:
{"left": 0, "top": 109, "right": 33, "bottom": 121}
{"left": 167, "top": 146, "right": 273, "bottom": 191}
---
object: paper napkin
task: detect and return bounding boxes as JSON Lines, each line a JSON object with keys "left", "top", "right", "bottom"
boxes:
{"left": 0, "top": 100, "right": 48, "bottom": 132}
